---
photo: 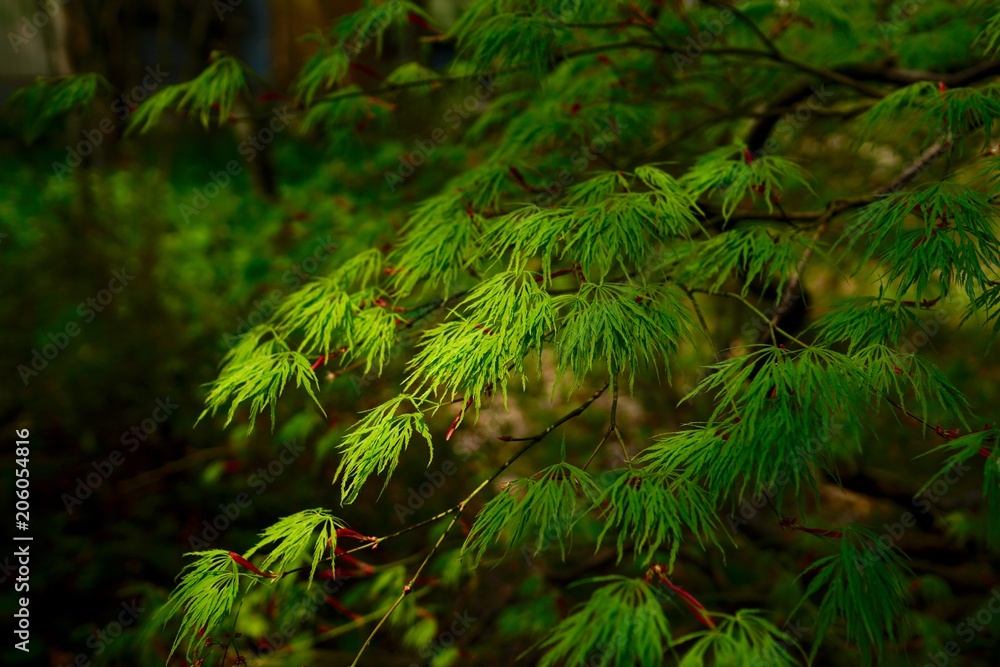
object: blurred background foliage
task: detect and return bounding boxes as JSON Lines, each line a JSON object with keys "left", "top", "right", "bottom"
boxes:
{"left": 1, "top": 0, "right": 999, "bottom": 666}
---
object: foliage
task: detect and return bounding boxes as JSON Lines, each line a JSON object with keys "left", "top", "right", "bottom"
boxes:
{"left": 127, "top": 53, "right": 250, "bottom": 132}
{"left": 554, "top": 282, "right": 694, "bottom": 390}
{"left": 3, "top": 72, "right": 112, "bottom": 142}
{"left": 536, "top": 576, "right": 671, "bottom": 667}
{"left": 199, "top": 327, "right": 323, "bottom": 432}
{"left": 463, "top": 462, "right": 600, "bottom": 563}
{"left": 158, "top": 551, "right": 255, "bottom": 662}
{"left": 856, "top": 82, "right": 1000, "bottom": 148}
{"left": 792, "top": 526, "right": 914, "bottom": 665}
{"left": 243, "top": 509, "right": 345, "bottom": 585}
{"left": 681, "top": 144, "right": 813, "bottom": 220}
{"left": 10, "top": 0, "right": 1000, "bottom": 665}
{"left": 665, "top": 224, "right": 823, "bottom": 297}
{"left": 672, "top": 609, "right": 799, "bottom": 667}
{"left": 645, "top": 347, "right": 871, "bottom": 498}
{"left": 594, "top": 470, "right": 723, "bottom": 569}
{"left": 333, "top": 395, "right": 434, "bottom": 504}
{"left": 407, "top": 270, "right": 555, "bottom": 409}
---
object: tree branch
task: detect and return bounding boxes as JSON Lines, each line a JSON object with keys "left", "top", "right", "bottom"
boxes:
{"left": 348, "top": 380, "right": 611, "bottom": 666}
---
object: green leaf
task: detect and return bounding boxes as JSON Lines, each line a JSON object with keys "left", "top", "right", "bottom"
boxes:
{"left": 454, "top": 13, "right": 567, "bottom": 77}
{"left": 332, "top": 1, "right": 429, "bottom": 57}
{"left": 811, "top": 298, "right": 923, "bottom": 353}
{"left": 850, "top": 344, "right": 969, "bottom": 427}
{"left": 681, "top": 144, "right": 813, "bottom": 220}
{"left": 4, "top": 73, "right": 112, "bottom": 142}
{"left": 978, "top": 8, "right": 1000, "bottom": 54}
{"left": 487, "top": 169, "right": 699, "bottom": 279}
{"left": 385, "top": 62, "right": 440, "bottom": 87}
{"left": 463, "top": 462, "right": 601, "bottom": 564}
{"left": 917, "top": 428, "right": 999, "bottom": 547}
{"left": 793, "top": 525, "right": 913, "bottom": 665}
{"left": 537, "top": 576, "right": 671, "bottom": 667}
{"left": 292, "top": 39, "right": 351, "bottom": 105}
{"left": 333, "top": 395, "right": 434, "bottom": 504}
{"left": 407, "top": 270, "right": 555, "bottom": 409}
{"left": 647, "top": 347, "right": 868, "bottom": 498}
{"left": 595, "top": 469, "right": 723, "bottom": 569}
{"left": 666, "top": 224, "right": 824, "bottom": 297}
{"left": 555, "top": 283, "right": 694, "bottom": 390}
{"left": 390, "top": 188, "right": 481, "bottom": 297}
{"left": 847, "top": 182, "right": 1000, "bottom": 297}
{"left": 244, "top": 509, "right": 346, "bottom": 585}
{"left": 128, "top": 53, "right": 249, "bottom": 133}
{"left": 673, "top": 609, "right": 799, "bottom": 666}
{"left": 299, "top": 85, "right": 393, "bottom": 154}
{"left": 158, "top": 550, "right": 252, "bottom": 662}
{"left": 855, "top": 83, "right": 1000, "bottom": 148}
{"left": 199, "top": 327, "right": 323, "bottom": 432}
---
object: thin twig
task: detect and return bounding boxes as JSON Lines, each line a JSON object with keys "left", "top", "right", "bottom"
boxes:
{"left": 683, "top": 286, "right": 717, "bottom": 351}
{"left": 719, "top": 291, "right": 811, "bottom": 348}
{"left": 610, "top": 375, "right": 629, "bottom": 463}
{"left": 348, "top": 511, "right": 463, "bottom": 667}
{"left": 770, "top": 136, "right": 952, "bottom": 330}
{"left": 348, "top": 380, "right": 611, "bottom": 666}
{"left": 769, "top": 221, "right": 826, "bottom": 330}
{"left": 705, "top": 0, "right": 780, "bottom": 57}
{"left": 581, "top": 427, "right": 614, "bottom": 471}
{"left": 581, "top": 374, "right": 626, "bottom": 470}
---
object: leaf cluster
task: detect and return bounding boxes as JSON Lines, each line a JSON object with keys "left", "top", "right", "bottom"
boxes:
{"left": 537, "top": 576, "right": 671, "bottom": 667}
{"left": 244, "top": 509, "right": 345, "bottom": 585}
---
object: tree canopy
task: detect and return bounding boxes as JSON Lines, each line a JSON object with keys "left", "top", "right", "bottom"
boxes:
{"left": 6, "top": 1, "right": 1000, "bottom": 666}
